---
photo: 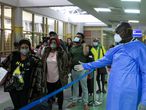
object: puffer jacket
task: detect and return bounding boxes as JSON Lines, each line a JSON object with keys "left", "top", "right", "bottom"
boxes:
{"left": 42, "top": 47, "right": 68, "bottom": 87}
{"left": 1, "top": 51, "right": 44, "bottom": 102}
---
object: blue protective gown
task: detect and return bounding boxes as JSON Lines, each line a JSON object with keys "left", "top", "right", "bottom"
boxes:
{"left": 83, "top": 40, "right": 146, "bottom": 110}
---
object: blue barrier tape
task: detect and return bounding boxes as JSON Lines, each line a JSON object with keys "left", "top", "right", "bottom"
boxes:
{"left": 20, "top": 69, "right": 94, "bottom": 110}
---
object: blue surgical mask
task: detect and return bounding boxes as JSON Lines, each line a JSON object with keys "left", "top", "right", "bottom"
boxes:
{"left": 114, "top": 34, "right": 122, "bottom": 43}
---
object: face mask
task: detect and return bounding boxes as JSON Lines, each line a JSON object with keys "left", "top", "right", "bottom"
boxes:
{"left": 43, "top": 42, "right": 47, "bottom": 46}
{"left": 20, "top": 48, "right": 29, "bottom": 55}
{"left": 114, "top": 34, "right": 122, "bottom": 43}
{"left": 73, "top": 37, "right": 80, "bottom": 43}
{"left": 50, "top": 43, "right": 57, "bottom": 49}
{"left": 93, "top": 42, "right": 98, "bottom": 46}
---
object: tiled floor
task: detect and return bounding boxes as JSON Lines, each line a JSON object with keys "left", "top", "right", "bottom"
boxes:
{"left": 0, "top": 87, "right": 13, "bottom": 110}
{"left": 0, "top": 87, "right": 106, "bottom": 110}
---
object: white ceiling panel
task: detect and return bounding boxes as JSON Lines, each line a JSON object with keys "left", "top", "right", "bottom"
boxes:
{"left": 2, "top": 0, "right": 145, "bottom": 31}
{"left": 68, "top": 0, "right": 146, "bottom": 28}
{"left": 19, "top": 0, "right": 73, "bottom": 7}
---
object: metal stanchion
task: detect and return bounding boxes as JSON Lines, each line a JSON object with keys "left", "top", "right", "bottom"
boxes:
{"left": 88, "top": 71, "right": 102, "bottom": 106}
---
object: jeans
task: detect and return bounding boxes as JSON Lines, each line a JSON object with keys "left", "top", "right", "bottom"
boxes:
{"left": 71, "top": 69, "right": 88, "bottom": 104}
{"left": 47, "top": 80, "right": 63, "bottom": 110}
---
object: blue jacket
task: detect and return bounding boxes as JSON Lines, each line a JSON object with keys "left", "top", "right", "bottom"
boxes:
{"left": 83, "top": 40, "right": 146, "bottom": 110}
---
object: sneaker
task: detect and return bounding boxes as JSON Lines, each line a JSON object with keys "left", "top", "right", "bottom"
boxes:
{"left": 96, "top": 90, "right": 101, "bottom": 94}
{"left": 89, "top": 93, "right": 93, "bottom": 96}
{"left": 77, "top": 98, "right": 83, "bottom": 103}
{"left": 102, "top": 89, "right": 106, "bottom": 93}
{"left": 83, "top": 104, "right": 89, "bottom": 110}
{"left": 67, "top": 102, "right": 76, "bottom": 108}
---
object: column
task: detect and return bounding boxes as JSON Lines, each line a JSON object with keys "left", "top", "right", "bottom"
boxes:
{"left": 54, "top": 20, "right": 58, "bottom": 33}
{"left": 66, "top": 22, "right": 72, "bottom": 39}
{"left": 12, "top": 7, "right": 23, "bottom": 50}
{"left": 76, "top": 23, "right": 84, "bottom": 33}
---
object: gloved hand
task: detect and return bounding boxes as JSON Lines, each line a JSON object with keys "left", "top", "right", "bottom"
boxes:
{"left": 139, "top": 103, "right": 146, "bottom": 110}
{"left": 74, "top": 64, "right": 84, "bottom": 71}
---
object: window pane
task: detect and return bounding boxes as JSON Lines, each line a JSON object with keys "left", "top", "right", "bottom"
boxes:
{"left": 4, "top": 6, "right": 12, "bottom": 29}
{"left": 34, "top": 15, "right": 43, "bottom": 32}
{"left": 58, "top": 21, "right": 63, "bottom": 39}
{"left": 0, "top": 5, "right": 1, "bottom": 29}
{"left": 34, "top": 34, "right": 42, "bottom": 47}
{"left": 48, "top": 18, "right": 54, "bottom": 32}
{"left": 23, "top": 11, "right": 32, "bottom": 31}
{"left": 0, "top": 5, "right": 1, "bottom": 51}
{"left": 0, "top": 30, "right": 1, "bottom": 51}
{"left": 4, "top": 30, "right": 12, "bottom": 50}
{"left": 23, "top": 32, "right": 32, "bottom": 45}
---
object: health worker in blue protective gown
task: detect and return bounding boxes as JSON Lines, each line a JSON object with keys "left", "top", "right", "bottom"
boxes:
{"left": 74, "top": 22, "right": 146, "bottom": 110}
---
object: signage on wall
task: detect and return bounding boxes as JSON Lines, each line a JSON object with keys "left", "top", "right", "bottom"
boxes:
{"left": 133, "top": 29, "right": 142, "bottom": 38}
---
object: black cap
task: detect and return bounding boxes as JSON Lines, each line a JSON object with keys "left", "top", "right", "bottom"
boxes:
{"left": 49, "top": 31, "right": 58, "bottom": 37}
{"left": 19, "top": 39, "right": 31, "bottom": 49}
{"left": 76, "top": 32, "right": 85, "bottom": 39}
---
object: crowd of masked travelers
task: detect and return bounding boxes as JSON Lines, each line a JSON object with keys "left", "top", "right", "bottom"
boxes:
{"left": 0, "top": 31, "right": 108, "bottom": 110}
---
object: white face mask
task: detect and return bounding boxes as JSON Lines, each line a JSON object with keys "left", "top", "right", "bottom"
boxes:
{"left": 114, "top": 34, "right": 122, "bottom": 43}
{"left": 20, "top": 48, "right": 29, "bottom": 55}
{"left": 73, "top": 37, "right": 80, "bottom": 43}
{"left": 93, "top": 42, "right": 98, "bottom": 46}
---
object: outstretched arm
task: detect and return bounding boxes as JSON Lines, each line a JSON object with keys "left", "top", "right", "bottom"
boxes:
{"left": 74, "top": 47, "right": 118, "bottom": 71}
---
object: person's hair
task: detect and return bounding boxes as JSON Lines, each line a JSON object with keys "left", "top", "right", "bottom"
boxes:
{"left": 48, "top": 37, "right": 60, "bottom": 48}
{"left": 49, "top": 31, "right": 58, "bottom": 37}
{"left": 19, "top": 39, "right": 31, "bottom": 50}
{"left": 67, "top": 38, "right": 72, "bottom": 42}
{"left": 14, "top": 42, "right": 19, "bottom": 48}
{"left": 115, "top": 22, "right": 133, "bottom": 38}
{"left": 93, "top": 39, "right": 99, "bottom": 42}
{"left": 76, "top": 32, "right": 85, "bottom": 39}
{"left": 42, "top": 37, "right": 49, "bottom": 43}
{"left": 67, "top": 38, "right": 73, "bottom": 46}
{"left": 109, "top": 44, "right": 115, "bottom": 49}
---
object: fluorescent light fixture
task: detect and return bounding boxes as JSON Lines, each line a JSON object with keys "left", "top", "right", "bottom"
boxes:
{"left": 124, "top": 9, "right": 140, "bottom": 13}
{"left": 82, "top": 11, "right": 87, "bottom": 14}
{"left": 103, "top": 33, "right": 107, "bottom": 36}
{"left": 94, "top": 8, "right": 111, "bottom": 12}
{"left": 121, "top": 0, "right": 141, "bottom": 2}
{"left": 128, "top": 20, "right": 139, "bottom": 23}
{"left": 84, "top": 22, "right": 107, "bottom": 26}
{"left": 68, "top": 15, "right": 107, "bottom": 26}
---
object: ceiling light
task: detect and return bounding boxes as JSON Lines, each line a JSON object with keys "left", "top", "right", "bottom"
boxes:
{"left": 124, "top": 9, "right": 140, "bottom": 13}
{"left": 94, "top": 8, "right": 111, "bottom": 12}
{"left": 121, "top": 0, "right": 141, "bottom": 2}
{"left": 128, "top": 20, "right": 139, "bottom": 23}
{"left": 103, "top": 33, "right": 107, "bottom": 36}
{"left": 68, "top": 15, "right": 107, "bottom": 26}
